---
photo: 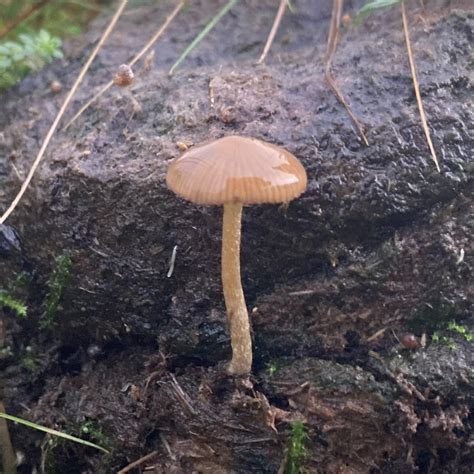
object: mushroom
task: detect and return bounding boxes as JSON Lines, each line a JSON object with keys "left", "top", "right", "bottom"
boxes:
{"left": 166, "top": 136, "right": 307, "bottom": 375}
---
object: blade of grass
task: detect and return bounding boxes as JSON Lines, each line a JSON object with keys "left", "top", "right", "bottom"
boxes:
{"left": 169, "top": 0, "right": 239, "bottom": 75}
{"left": 63, "top": 0, "right": 185, "bottom": 131}
{"left": 0, "top": 411, "right": 110, "bottom": 453}
{"left": 401, "top": 1, "right": 440, "bottom": 172}
{"left": 325, "top": 0, "right": 369, "bottom": 145}
{"left": 354, "top": 0, "right": 401, "bottom": 24}
{"left": 257, "top": 0, "right": 287, "bottom": 64}
{"left": 0, "top": 0, "right": 129, "bottom": 225}
{"left": 286, "top": 0, "right": 296, "bottom": 14}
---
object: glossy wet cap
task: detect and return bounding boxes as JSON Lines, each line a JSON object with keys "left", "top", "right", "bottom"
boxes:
{"left": 166, "top": 136, "right": 307, "bottom": 205}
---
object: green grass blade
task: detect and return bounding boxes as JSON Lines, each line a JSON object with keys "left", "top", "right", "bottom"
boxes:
{"left": 0, "top": 412, "right": 110, "bottom": 453}
{"left": 286, "top": 0, "right": 296, "bottom": 14}
{"left": 354, "top": 0, "right": 401, "bottom": 24}
{"left": 169, "top": 0, "right": 239, "bottom": 75}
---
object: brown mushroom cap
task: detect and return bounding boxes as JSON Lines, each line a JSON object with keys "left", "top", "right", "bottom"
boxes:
{"left": 166, "top": 136, "right": 307, "bottom": 205}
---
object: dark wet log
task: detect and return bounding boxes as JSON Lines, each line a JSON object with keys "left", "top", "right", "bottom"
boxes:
{"left": 0, "top": 1, "right": 472, "bottom": 472}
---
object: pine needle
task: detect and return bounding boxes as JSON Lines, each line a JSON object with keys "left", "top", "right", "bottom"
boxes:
{"left": 0, "top": 0, "right": 130, "bottom": 225}
{"left": 63, "top": 1, "right": 185, "bottom": 131}
{"left": 257, "top": 0, "right": 287, "bottom": 64}
{"left": 401, "top": 1, "right": 441, "bottom": 172}
{"left": 325, "top": 0, "right": 369, "bottom": 145}
{"left": 169, "top": 0, "right": 239, "bottom": 75}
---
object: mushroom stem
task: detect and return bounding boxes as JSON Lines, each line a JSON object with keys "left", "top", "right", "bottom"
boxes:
{"left": 222, "top": 202, "right": 252, "bottom": 375}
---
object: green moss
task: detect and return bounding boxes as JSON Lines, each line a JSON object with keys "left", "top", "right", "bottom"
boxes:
{"left": 408, "top": 300, "right": 459, "bottom": 335}
{"left": 265, "top": 361, "right": 279, "bottom": 377}
{"left": 80, "top": 420, "right": 112, "bottom": 451}
{"left": 0, "top": 346, "right": 13, "bottom": 359}
{"left": 431, "top": 332, "right": 456, "bottom": 350}
{"left": 0, "top": 271, "right": 31, "bottom": 318}
{"left": 447, "top": 321, "right": 474, "bottom": 342}
{"left": 20, "top": 347, "right": 41, "bottom": 374}
{"left": 34, "top": 416, "right": 111, "bottom": 471}
{"left": 20, "top": 356, "right": 40, "bottom": 373}
{"left": 284, "top": 421, "right": 309, "bottom": 474}
{"left": 410, "top": 300, "right": 472, "bottom": 350}
{"left": 0, "top": 290, "right": 27, "bottom": 317}
{"left": 40, "top": 254, "right": 72, "bottom": 330}
{"left": 431, "top": 321, "right": 473, "bottom": 350}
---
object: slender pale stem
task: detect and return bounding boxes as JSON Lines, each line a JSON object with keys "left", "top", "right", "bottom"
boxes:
{"left": 221, "top": 203, "right": 252, "bottom": 375}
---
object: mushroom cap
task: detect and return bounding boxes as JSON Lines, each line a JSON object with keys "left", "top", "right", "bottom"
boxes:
{"left": 166, "top": 136, "right": 307, "bottom": 205}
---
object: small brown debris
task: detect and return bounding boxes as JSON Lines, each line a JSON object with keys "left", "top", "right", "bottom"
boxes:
{"left": 50, "top": 80, "right": 62, "bottom": 93}
{"left": 113, "top": 64, "right": 134, "bottom": 87}
{"left": 342, "top": 14, "right": 352, "bottom": 27}
{"left": 217, "top": 105, "right": 236, "bottom": 123}
{"left": 129, "top": 384, "right": 142, "bottom": 401}
{"left": 143, "top": 50, "right": 155, "bottom": 72}
{"left": 401, "top": 333, "right": 419, "bottom": 349}
{"left": 176, "top": 141, "right": 189, "bottom": 151}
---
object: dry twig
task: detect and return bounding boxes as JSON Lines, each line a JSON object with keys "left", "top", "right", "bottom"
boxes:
{"left": 159, "top": 433, "right": 177, "bottom": 461}
{"left": 116, "top": 450, "right": 158, "bottom": 474}
{"left": 170, "top": 373, "right": 196, "bottom": 415}
{"left": 257, "top": 0, "right": 287, "bottom": 64}
{"left": 325, "top": 0, "right": 369, "bottom": 145}
{"left": 367, "top": 327, "right": 387, "bottom": 342}
{"left": 64, "top": 0, "right": 185, "bottom": 131}
{"left": 0, "top": 0, "right": 130, "bottom": 225}
{"left": 401, "top": 1, "right": 441, "bottom": 172}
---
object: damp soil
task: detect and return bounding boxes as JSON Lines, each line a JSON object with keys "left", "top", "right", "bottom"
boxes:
{"left": 0, "top": 0, "right": 473, "bottom": 472}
